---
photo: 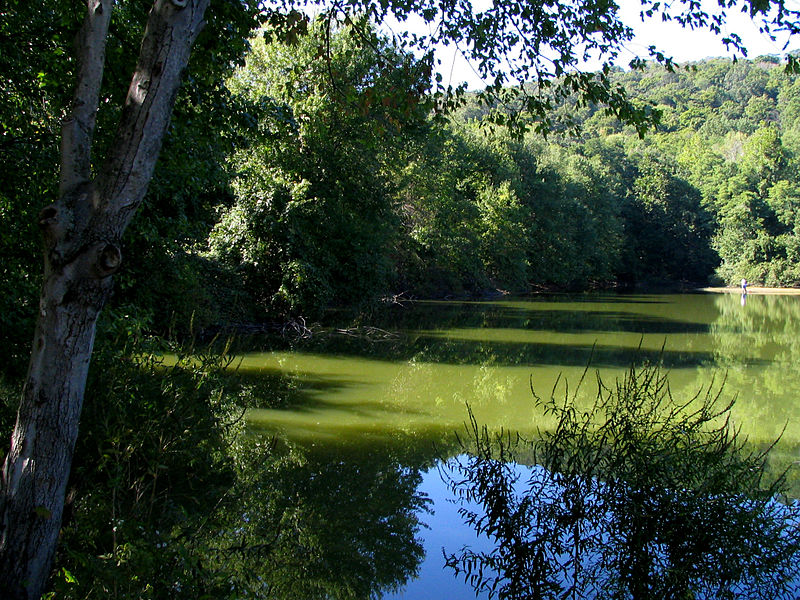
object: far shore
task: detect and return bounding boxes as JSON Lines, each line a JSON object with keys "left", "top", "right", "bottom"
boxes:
{"left": 699, "top": 286, "right": 800, "bottom": 295}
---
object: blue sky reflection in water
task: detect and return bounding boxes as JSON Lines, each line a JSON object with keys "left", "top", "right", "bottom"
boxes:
{"left": 391, "top": 459, "right": 800, "bottom": 600}
{"left": 388, "top": 463, "right": 494, "bottom": 600}
{"left": 243, "top": 292, "right": 800, "bottom": 597}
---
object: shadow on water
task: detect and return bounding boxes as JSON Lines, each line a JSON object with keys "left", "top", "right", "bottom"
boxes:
{"left": 320, "top": 293, "right": 716, "bottom": 334}
{"left": 243, "top": 295, "right": 720, "bottom": 368}
{"left": 483, "top": 311, "right": 712, "bottom": 334}
{"left": 233, "top": 292, "right": 800, "bottom": 600}
{"left": 234, "top": 366, "right": 368, "bottom": 410}
{"left": 224, "top": 429, "right": 441, "bottom": 600}
{"left": 299, "top": 336, "right": 722, "bottom": 369}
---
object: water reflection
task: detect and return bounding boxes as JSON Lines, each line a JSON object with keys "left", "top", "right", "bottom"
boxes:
{"left": 246, "top": 293, "right": 800, "bottom": 447}
{"left": 221, "top": 432, "right": 439, "bottom": 599}
{"left": 441, "top": 360, "right": 800, "bottom": 600}
{"left": 240, "top": 292, "right": 800, "bottom": 597}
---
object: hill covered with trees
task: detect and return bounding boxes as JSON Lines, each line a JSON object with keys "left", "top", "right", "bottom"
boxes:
{"left": 2, "top": 19, "right": 799, "bottom": 367}
{"left": 201, "top": 34, "right": 800, "bottom": 323}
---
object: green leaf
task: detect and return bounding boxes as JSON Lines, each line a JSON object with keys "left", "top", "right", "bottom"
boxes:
{"left": 61, "top": 568, "right": 78, "bottom": 584}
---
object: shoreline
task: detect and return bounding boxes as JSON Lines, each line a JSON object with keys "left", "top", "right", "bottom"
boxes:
{"left": 699, "top": 286, "right": 800, "bottom": 295}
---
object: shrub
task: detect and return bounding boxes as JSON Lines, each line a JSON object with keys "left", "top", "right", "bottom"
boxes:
{"left": 445, "top": 363, "right": 800, "bottom": 599}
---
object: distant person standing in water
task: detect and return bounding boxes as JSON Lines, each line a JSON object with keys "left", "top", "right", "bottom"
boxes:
{"left": 741, "top": 278, "right": 748, "bottom": 294}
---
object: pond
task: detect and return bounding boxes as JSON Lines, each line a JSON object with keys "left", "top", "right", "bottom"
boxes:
{"left": 240, "top": 292, "right": 800, "bottom": 598}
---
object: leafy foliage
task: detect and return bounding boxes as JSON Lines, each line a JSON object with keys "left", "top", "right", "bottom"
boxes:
{"left": 48, "top": 312, "right": 430, "bottom": 599}
{"left": 210, "top": 18, "right": 431, "bottom": 315}
{"left": 445, "top": 364, "right": 800, "bottom": 599}
{"left": 50, "top": 312, "right": 241, "bottom": 598}
{"left": 0, "top": 1, "right": 75, "bottom": 376}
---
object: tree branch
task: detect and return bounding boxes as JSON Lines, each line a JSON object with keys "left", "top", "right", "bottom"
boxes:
{"left": 59, "top": 0, "right": 114, "bottom": 196}
{"left": 97, "top": 0, "right": 209, "bottom": 234}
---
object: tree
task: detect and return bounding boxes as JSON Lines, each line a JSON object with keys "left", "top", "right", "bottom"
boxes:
{"left": 2, "top": 0, "right": 800, "bottom": 597}
{"left": 211, "top": 18, "right": 431, "bottom": 316}
{"left": 623, "top": 150, "right": 717, "bottom": 283}
{"left": 0, "top": 1, "right": 215, "bottom": 597}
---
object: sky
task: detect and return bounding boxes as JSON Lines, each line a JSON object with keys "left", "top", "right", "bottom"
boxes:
{"left": 616, "top": 0, "right": 796, "bottom": 63}
{"left": 381, "top": 0, "right": 800, "bottom": 91}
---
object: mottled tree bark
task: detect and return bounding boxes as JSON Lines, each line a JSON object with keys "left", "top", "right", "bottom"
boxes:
{"left": 0, "top": 1, "right": 209, "bottom": 597}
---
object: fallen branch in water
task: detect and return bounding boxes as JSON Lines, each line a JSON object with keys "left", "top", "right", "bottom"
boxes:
{"left": 334, "top": 326, "right": 399, "bottom": 341}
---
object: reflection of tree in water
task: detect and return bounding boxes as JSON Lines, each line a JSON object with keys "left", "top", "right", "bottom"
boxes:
{"left": 54, "top": 343, "right": 435, "bottom": 600}
{"left": 705, "top": 294, "right": 800, "bottom": 476}
{"left": 710, "top": 293, "right": 800, "bottom": 368}
{"left": 213, "top": 434, "right": 432, "bottom": 599}
{"left": 229, "top": 294, "right": 800, "bottom": 597}
{"left": 288, "top": 297, "right": 718, "bottom": 373}
{"left": 445, "top": 364, "right": 800, "bottom": 600}
{"left": 468, "top": 362, "right": 519, "bottom": 408}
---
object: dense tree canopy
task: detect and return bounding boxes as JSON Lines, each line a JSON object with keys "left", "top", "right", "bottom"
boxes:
{"left": 2, "top": 0, "right": 800, "bottom": 597}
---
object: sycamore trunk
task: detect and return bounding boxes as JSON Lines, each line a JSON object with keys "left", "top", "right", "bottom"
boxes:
{"left": 0, "top": 251, "right": 112, "bottom": 598}
{"left": 0, "top": 1, "right": 209, "bottom": 597}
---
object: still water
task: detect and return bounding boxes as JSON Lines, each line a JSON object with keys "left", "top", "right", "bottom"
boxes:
{"left": 241, "top": 292, "right": 800, "bottom": 598}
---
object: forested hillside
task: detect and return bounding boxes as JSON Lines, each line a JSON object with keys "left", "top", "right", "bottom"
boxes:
{"left": 2, "top": 19, "right": 800, "bottom": 371}
{"left": 576, "top": 55, "right": 800, "bottom": 289}
{"left": 202, "top": 36, "right": 800, "bottom": 324}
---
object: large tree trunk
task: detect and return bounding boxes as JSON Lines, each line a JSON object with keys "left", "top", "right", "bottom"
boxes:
{"left": 0, "top": 253, "right": 112, "bottom": 598}
{"left": 0, "top": 1, "right": 209, "bottom": 597}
